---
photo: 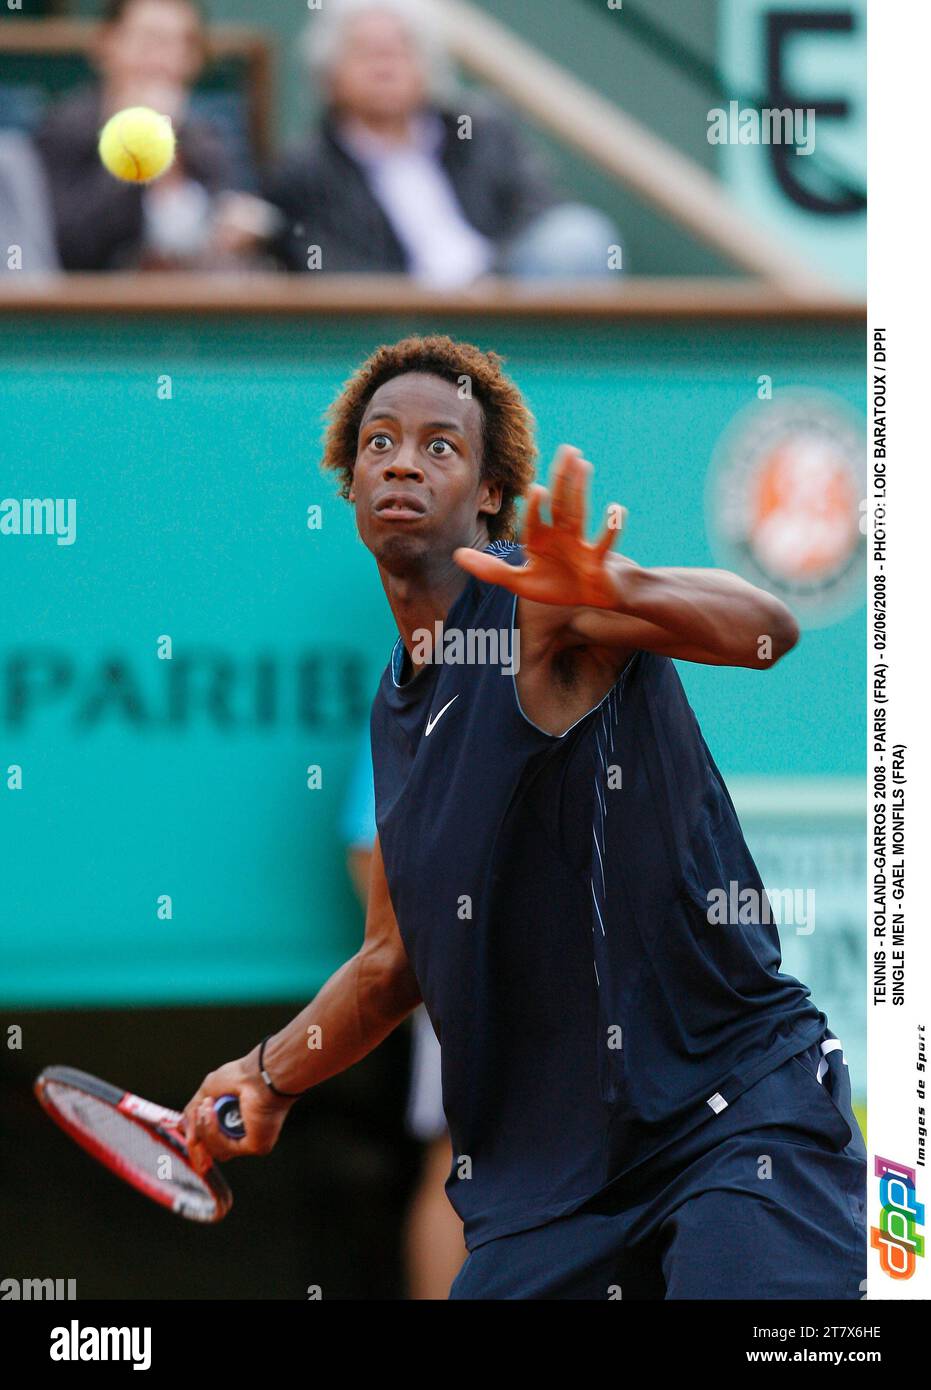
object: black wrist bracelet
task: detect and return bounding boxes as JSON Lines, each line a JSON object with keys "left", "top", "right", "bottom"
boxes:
{"left": 258, "top": 1034, "right": 305, "bottom": 1098}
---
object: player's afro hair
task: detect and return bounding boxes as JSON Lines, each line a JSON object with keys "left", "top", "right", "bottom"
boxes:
{"left": 321, "top": 335, "right": 537, "bottom": 541}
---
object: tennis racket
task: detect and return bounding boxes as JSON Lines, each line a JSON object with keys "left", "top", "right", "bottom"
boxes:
{"left": 34, "top": 1065, "right": 246, "bottom": 1224}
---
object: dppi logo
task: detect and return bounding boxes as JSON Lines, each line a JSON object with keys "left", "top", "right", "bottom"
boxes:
{"left": 871, "top": 1156, "right": 925, "bottom": 1279}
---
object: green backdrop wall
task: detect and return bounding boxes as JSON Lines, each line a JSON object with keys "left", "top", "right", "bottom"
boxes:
{"left": 1, "top": 312, "right": 866, "bottom": 1030}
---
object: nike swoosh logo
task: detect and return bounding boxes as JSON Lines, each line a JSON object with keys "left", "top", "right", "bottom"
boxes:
{"left": 425, "top": 695, "right": 459, "bottom": 737}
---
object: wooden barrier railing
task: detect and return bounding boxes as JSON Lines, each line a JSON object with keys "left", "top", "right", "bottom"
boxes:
{"left": 0, "top": 273, "right": 865, "bottom": 320}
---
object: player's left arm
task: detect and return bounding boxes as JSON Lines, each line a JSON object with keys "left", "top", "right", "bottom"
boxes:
{"left": 564, "top": 555, "right": 799, "bottom": 669}
{"left": 454, "top": 446, "right": 799, "bottom": 671}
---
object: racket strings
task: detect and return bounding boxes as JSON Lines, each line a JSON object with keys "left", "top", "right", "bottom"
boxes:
{"left": 45, "top": 1082, "right": 217, "bottom": 1218}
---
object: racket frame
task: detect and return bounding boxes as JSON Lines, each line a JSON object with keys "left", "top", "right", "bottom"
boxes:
{"left": 34, "top": 1064, "right": 233, "bottom": 1223}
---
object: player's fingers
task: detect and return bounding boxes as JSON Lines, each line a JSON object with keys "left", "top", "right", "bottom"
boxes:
{"left": 197, "top": 1098, "right": 225, "bottom": 1154}
{"left": 548, "top": 446, "right": 582, "bottom": 530}
{"left": 521, "top": 485, "right": 546, "bottom": 547}
{"left": 595, "top": 503, "right": 627, "bottom": 558}
{"left": 181, "top": 1091, "right": 205, "bottom": 1147}
{"left": 194, "top": 1097, "right": 241, "bottom": 1166}
{"left": 182, "top": 1104, "right": 209, "bottom": 1173}
{"left": 551, "top": 448, "right": 588, "bottom": 535}
{"left": 186, "top": 1100, "right": 209, "bottom": 1167}
{"left": 572, "top": 456, "right": 593, "bottom": 536}
{"left": 185, "top": 1097, "right": 223, "bottom": 1171}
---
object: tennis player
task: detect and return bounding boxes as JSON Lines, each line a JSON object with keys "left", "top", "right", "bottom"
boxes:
{"left": 184, "top": 335, "right": 866, "bottom": 1300}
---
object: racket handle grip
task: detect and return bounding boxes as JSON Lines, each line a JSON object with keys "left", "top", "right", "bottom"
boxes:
{"left": 214, "top": 1093, "right": 246, "bottom": 1140}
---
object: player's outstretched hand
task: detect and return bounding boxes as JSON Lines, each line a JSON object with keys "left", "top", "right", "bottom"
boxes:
{"left": 454, "top": 445, "right": 628, "bottom": 609}
{"left": 182, "top": 1051, "right": 295, "bottom": 1172}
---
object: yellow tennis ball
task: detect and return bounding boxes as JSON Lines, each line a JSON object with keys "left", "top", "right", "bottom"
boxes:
{"left": 98, "top": 106, "right": 176, "bottom": 184}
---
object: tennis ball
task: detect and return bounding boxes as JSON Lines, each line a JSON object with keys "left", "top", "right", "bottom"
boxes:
{"left": 98, "top": 106, "right": 176, "bottom": 184}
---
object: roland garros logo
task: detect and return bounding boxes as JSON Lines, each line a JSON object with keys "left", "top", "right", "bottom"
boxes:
{"left": 706, "top": 389, "right": 866, "bottom": 630}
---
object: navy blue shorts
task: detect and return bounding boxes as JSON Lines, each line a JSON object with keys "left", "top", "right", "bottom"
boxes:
{"left": 449, "top": 1032, "right": 867, "bottom": 1300}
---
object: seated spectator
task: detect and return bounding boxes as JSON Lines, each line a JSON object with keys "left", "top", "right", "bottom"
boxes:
{"left": 266, "top": 0, "right": 620, "bottom": 284}
{"left": 34, "top": 0, "right": 269, "bottom": 271}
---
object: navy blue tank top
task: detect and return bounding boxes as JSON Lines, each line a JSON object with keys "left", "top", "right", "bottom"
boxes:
{"left": 371, "top": 542, "right": 825, "bottom": 1248}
